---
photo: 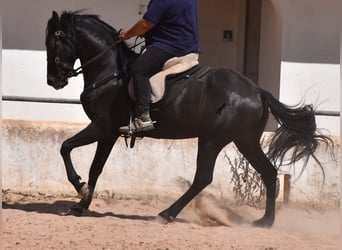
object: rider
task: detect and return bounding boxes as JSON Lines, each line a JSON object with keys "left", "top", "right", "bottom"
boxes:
{"left": 118, "top": 0, "right": 200, "bottom": 133}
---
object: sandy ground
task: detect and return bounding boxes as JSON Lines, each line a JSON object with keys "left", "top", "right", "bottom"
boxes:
{"left": 2, "top": 191, "right": 340, "bottom": 250}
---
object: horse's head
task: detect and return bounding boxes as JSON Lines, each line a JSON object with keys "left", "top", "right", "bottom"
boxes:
{"left": 45, "top": 11, "right": 78, "bottom": 90}
{"left": 46, "top": 11, "right": 139, "bottom": 91}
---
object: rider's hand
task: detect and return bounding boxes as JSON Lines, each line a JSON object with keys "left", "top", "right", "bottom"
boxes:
{"left": 119, "top": 29, "right": 128, "bottom": 41}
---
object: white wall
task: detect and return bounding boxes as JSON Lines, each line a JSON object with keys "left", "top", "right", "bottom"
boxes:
{"left": 2, "top": 50, "right": 88, "bottom": 122}
{"left": 280, "top": 62, "right": 340, "bottom": 134}
{"left": 2, "top": 120, "right": 340, "bottom": 205}
{"left": 272, "top": 0, "right": 340, "bottom": 136}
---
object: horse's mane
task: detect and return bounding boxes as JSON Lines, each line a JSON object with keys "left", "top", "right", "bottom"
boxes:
{"left": 63, "top": 11, "right": 118, "bottom": 36}
{"left": 46, "top": 10, "right": 119, "bottom": 40}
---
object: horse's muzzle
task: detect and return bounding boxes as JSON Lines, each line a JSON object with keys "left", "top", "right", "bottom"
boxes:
{"left": 47, "top": 75, "right": 68, "bottom": 90}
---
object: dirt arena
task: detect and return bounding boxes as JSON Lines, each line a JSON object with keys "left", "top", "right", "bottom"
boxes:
{"left": 2, "top": 191, "right": 340, "bottom": 250}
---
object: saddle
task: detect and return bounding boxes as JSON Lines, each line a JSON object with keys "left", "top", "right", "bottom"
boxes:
{"left": 124, "top": 54, "right": 211, "bottom": 148}
{"left": 151, "top": 64, "right": 211, "bottom": 111}
{"left": 128, "top": 53, "right": 211, "bottom": 111}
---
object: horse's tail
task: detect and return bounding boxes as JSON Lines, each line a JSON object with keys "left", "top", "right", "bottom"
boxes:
{"left": 260, "top": 89, "right": 334, "bottom": 167}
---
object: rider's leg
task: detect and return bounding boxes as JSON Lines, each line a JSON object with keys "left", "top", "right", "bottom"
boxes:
{"left": 120, "top": 46, "right": 173, "bottom": 133}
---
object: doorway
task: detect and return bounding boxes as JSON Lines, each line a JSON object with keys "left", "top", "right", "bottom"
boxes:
{"left": 199, "top": 0, "right": 262, "bottom": 84}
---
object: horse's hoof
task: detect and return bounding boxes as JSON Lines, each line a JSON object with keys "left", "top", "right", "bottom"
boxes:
{"left": 157, "top": 211, "right": 175, "bottom": 224}
{"left": 78, "top": 183, "right": 89, "bottom": 200}
{"left": 252, "top": 217, "right": 274, "bottom": 228}
{"left": 154, "top": 215, "right": 169, "bottom": 225}
{"left": 60, "top": 204, "right": 84, "bottom": 216}
{"left": 60, "top": 208, "right": 83, "bottom": 216}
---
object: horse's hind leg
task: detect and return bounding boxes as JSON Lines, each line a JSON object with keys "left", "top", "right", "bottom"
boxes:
{"left": 158, "top": 137, "right": 226, "bottom": 222}
{"left": 234, "top": 138, "right": 277, "bottom": 227}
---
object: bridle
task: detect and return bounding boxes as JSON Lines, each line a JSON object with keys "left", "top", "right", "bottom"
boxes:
{"left": 51, "top": 30, "right": 120, "bottom": 80}
{"left": 51, "top": 29, "right": 144, "bottom": 81}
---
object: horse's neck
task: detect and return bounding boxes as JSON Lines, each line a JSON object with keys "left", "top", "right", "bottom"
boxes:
{"left": 75, "top": 22, "right": 136, "bottom": 90}
{"left": 74, "top": 28, "right": 114, "bottom": 85}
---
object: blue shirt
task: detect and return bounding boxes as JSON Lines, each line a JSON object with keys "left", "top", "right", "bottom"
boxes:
{"left": 143, "top": 0, "right": 199, "bottom": 56}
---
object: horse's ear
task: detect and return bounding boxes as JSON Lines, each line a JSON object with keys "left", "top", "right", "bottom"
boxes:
{"left": 52, "top": 10, "right": 59, "bottom": 22}
{"left": 47, "top": 10, "right": 60, "bottom": 35}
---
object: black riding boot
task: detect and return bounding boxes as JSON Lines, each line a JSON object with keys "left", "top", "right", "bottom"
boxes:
{"left": 119, "top": 111, "right": 154, "bottom": 134}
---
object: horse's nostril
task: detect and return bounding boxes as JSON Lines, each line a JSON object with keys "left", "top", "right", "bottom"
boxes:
{"left": 47, "top": 75, "right": 55, "bottom": 85}
{"left": 47, "top": 75, "right": 68, "bottom": 90}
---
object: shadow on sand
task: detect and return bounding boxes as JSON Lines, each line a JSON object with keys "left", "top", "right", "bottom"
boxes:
{"left": 2, "top": 199, "right": 188, "bottom": 223}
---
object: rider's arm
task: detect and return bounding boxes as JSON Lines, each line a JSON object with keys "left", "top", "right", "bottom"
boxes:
{"left": 119, "top": 19, "right": 154, "bottom": 41}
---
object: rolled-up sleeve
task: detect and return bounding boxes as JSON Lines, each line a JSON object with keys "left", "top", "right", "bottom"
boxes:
{"left": 143, "top": 0, "right": 169, "bottom": 25}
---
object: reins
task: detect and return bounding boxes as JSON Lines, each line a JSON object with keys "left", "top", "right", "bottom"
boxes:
{"left": 70, "top": 40, "right": 120, "bottom": 77}
{"left": 69, "top": 37, "right": 145, "bottom": 78}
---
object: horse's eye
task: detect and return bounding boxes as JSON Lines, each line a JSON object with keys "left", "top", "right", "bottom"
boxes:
{"left": 55, "top": 30, "right": 65, "bottom": 37}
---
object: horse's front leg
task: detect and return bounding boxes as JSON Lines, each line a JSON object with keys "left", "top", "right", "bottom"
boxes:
{"left": 60, "top": 118, "right": 118, "bottom": 214}
{"left": 72, "top": 138, "right": 118, "bottom": 214}
{"left": 60, "top": 123, "right": 100, "bottom": 193}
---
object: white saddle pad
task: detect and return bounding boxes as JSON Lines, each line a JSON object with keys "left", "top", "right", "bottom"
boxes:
{"left": 128, "top": 53, "right": 199, "bottom": 103}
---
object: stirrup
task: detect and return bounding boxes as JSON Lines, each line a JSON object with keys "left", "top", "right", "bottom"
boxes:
{"left": 120, "top": 112, "right": 144, "bottom": 148}
{"left": 119, "top": 112, "right": 155, "bottom": 135}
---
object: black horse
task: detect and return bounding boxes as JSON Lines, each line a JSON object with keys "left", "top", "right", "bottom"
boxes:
{"left": 45, "top": 11, "right": 331, "bottom": 227}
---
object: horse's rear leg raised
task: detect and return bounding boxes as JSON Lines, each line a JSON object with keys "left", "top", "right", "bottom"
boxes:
{"left": 158, "top": 138, "right": 226, "bottom": 222}
{"left": 235, "top": 139, "right": 277, "bottom": 227}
